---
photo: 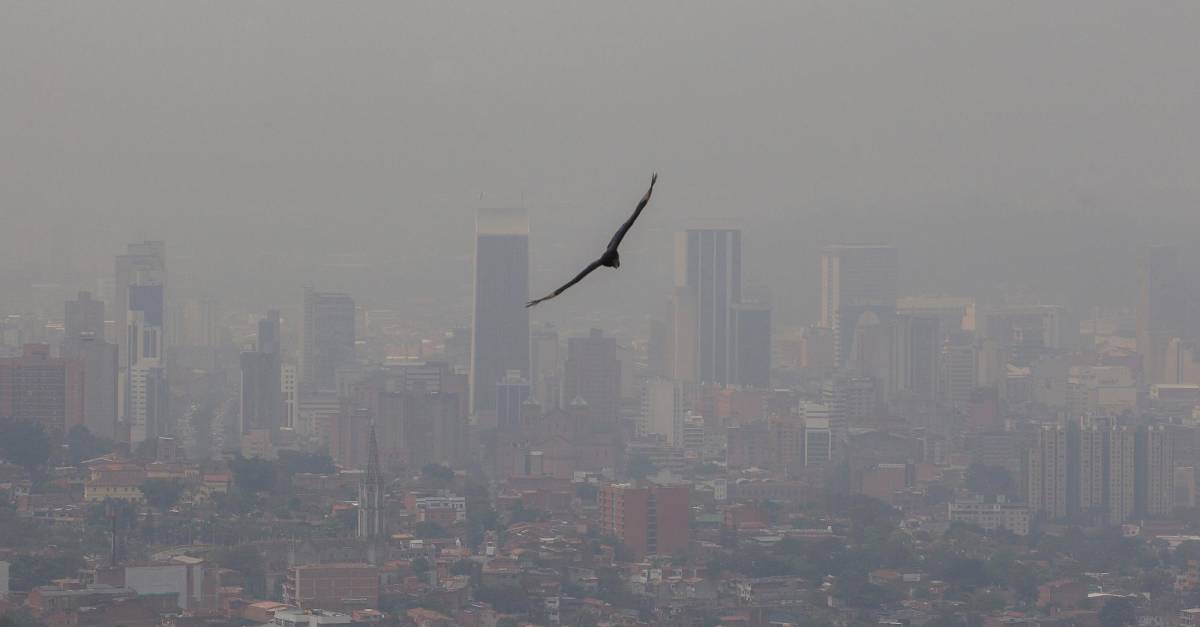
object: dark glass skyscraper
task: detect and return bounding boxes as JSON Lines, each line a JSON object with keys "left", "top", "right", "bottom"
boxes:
{"left": 302, "top": 289, "right": 356, "bottom": 394}
{"left": 241, "top": 310, "right": 282, "bottom": 434}
{"left": 470, "top": 209, "right": 530, "bottom": 416}
{"left": 675, "top": 228, "right": 741, "bottom": 385}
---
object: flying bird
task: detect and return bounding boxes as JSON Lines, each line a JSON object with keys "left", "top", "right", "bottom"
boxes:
{"left": 527, "top": 173, "right": 658, "bottom": 307}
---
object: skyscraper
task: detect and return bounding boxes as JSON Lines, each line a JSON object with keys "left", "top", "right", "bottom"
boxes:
{"left": 301, "top": 289, "right": 356, "bottom": 394}
{"left": 731, "top": 302, "right": 771, "bottom": 389}
{"left": 114, "top": 241, "right": 165, "bottom": 379}
{"left": 889, "top": 315, "right": 940, "bottom": 404}
{"left": 1026, "top": 425, "right": 1068, "bottom": 520}
{"left": 675, "top": 228, "right": 741, "bottom": 385}
{"left": 470, "top": 209, "right": 530, "bottom": 415}
{"left": 1139, "top": 424, "right": 1174, "bottom": 518}
{"left": 819, "top": 244, "right": 898, "bottom": 368}
{"left": 1138, "top": 246, "right": 1186, "bottom": 385}
{"left": 126, "top": 282, "right": 167, "bottom": 445}
{"left": 63, "top": 292, "right": 119, "bottom": 440}
{"left": 495, "top": 370, "right": 531, "bottom": 432}
{"left": 530, "top": 322, "right": 561, "bottom": 409}
{"left": 240, "top": 310, "right": 282, "bottom": 435}
{"left": 563, "top": 329, "right": 621, "bottom": 428}
{"left": 65, "top": 291, "right": 105, "bottom": 341}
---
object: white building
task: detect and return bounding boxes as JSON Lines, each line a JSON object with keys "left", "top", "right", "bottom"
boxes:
{"left": 948, "top": 498, "right": 1030, "bottom": 536}
{"left": 412, "top": 494, "right": 466, "bottom": 523}
{"left": 282, "top": 364, "right": 298, "bottom": 430}
{"left": 643, "top": 377, "right": 686, "bottom": 447}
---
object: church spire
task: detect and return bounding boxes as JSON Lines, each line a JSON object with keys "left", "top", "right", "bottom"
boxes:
{"left": 358, "top": 422, "right": 384, "bottom": 543}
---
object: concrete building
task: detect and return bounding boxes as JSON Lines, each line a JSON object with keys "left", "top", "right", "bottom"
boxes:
{"left": 285, "top": 564, "right": 379, "bottom": 612}
{"left": 530, "top": 322, "right": 561, "bottom": 409}
{"left": 283, "top": 363, "right": 298, "bottom": 430}
{"left": 1027, "top": 425, "right": 1068, "bottom": 519}
{"left": 1141, "top": 424, "right": 1174, "bottom": 517}
{"left": 643, "top": 377, "right": 686, "bottom": 446}
{"left": 803, "top": 416, "right": 832, "bottom": 467}
{"left": 948, "top": 498, "right": 1030, "bottom": 536}
{"left": 470, "top": 208, "right": 530, "bottom": 415}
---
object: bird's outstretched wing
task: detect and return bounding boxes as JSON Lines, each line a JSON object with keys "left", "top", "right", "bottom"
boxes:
{"left": 526, "top": 258, "right": 605, "bottom": 307}
{"left": 606, "top": 172, "right": 658, "bottom": 252}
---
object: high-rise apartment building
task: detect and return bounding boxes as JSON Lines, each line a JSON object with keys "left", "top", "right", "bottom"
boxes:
{"left": 675, "top": 229, "right": 741, "bottom": 385}
{"left": 1029, "top": 422, "right": 1175, "bottom": 525}
{"left": 599, "top": 482, "right": 690, "bottom": 558}
{"left": 470, "top": 209, "right": 530, "bottom": 415}
{"left": 301, "top": 289, "right": 356, "bottom": 394}
{"left": 1106, "top": 425, "right": 1137, "bottom": 525}
{"left": 282, "top": 364, "right": 297, "bottom": 430}
{"left": 1026, "top": 425, "right": 1068, "bottom": 519}
{"left": 563, "top": 329, "right": 620, "bottom": 428}
{"left": 819, "top": 244, "right": 898, "bottom": 368}
{"left": 1140, "top": 424, "right": 1174, "bottom": 518}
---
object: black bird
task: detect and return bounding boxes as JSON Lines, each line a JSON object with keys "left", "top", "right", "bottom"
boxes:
{"left": 527, "top": 173, "right": 658, "bottom": 308}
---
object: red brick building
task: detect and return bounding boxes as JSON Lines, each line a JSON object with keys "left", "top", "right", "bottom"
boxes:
{"left": 0, "top": 344, "right": 84, "bottom": 435}
{"left": 598, "top": 482, "right": 690, "bottom": 558}
{"left": 284, "top": 563, "right": 379, "bottom": 611}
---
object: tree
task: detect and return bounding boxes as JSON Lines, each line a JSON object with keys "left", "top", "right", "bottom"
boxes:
{"left": 0, "top": 419, "right": 51, "bottom": 477}
{"left": 0, "top": 608, "right": 45, "bottom": 627}
{"left": 476, "top": 584, "right": 530, "bottom": 614}
{"left": 212, "top": 545, "right": 266, "bottom": 598}
{"left": 422, "top": 463, "right": 455, "bottom": 487}
{"left": 576, "top": 483, "right": 599, "bottom": 503}
{"left": 965, "top": 463, "right": 1013, "bottom": 499}
{"left": 141, "top": 478, "right": 185, "bottom": 512}
{"left": 8, "top": 554, "right": 85, "bottom": 592}
{"left": 627, "top": 453, "right": 657, "bottom": 481}
{"left": 65, "top": 425, "right": 113, "bottom": 465}
{"left": 276, "top": 450, "right": 335, "bottom": 477}
{"left": 230, "top": 456, "right": 279, "bottom": 494}
{"left": 414, "top": 521, "right": 447, "bottom": 539}
{"left": 1099, "top": 597, "right": 1137, "bottom": 627}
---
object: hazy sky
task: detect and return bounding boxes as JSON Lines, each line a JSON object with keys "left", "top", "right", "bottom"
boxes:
{"left": 4, "top": 2, "right": 1200, "bottom": 328}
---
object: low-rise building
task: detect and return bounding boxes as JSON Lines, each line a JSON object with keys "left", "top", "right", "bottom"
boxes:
{"left": 948, "top": 498, "right": 1031, "bottom": 536}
